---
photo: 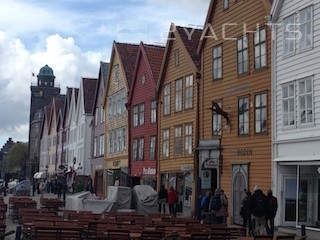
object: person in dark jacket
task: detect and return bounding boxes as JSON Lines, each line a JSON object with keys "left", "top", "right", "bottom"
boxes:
{"left": 158, "top": 184, "right": 168, "bottom": 214}
{"left": 250, "top": 185, "right": 267, "bottom": 236}
{"left": 200, "top": 190, "right": 212, "bottom": 222}
{"left": 265, "top": 189, "right": 278, "bottom": 235}
{"left": 240, "top": 189, "right": 252, "bottom": 236}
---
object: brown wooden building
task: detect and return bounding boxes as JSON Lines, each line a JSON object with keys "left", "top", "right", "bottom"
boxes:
{"left": 197, "top": 0, "right": 272, "bottom": 224}
{"left": 156, "top": 23, "right": 202, "bottom": 217}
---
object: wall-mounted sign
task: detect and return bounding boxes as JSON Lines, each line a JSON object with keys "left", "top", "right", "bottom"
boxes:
{"left": 232, "top": 148, "right": 253, "bottom": 156}
{"left": 204, "top": 158, "right": 219, "bottom": 168}
{"left": 143, "top": 167, "right": 156, "bottom": 175}
{"left": 181, "top": 164, "right": 193, "bottom": 171}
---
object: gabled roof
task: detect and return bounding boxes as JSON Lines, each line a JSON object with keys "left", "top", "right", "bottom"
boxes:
{"left": 82, "top": 77, "right": 97, "bottom": 114}
{"left": 128, "top": 42, "right": 165, "bottom": 105}
{"left": 197, "top": 0, "right": 273, "bottom": 53}
{"left": 92, "top": 61, "right": 109, "bottom": 115}
{"left": 156, "top": 23, "right": 202, "bottom": 94}
{"left": 114, "top": 42, "right": 139, "bottom": 88}
{"left": 62, "top": 87, "right": 73, "bottom": 128}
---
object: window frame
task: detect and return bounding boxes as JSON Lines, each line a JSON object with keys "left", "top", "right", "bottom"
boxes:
{"left": 298, "top": 77, "right": 313, "bottom": 125}
{"left": 185, "top": 75, "right": 193, "bottom": 109}
{"left": 254, "top": 92, "right": 267, "bottom": 133}
{"left": 163, "top": 84, "right": 171, "bottom": 115}
{"left": 283, "top": 14, "right": 296, "bottom": 56}
{"left": 162, "top": 129, "right": 169, "bottom": 158}
{"left": 175, "top": 79, "right": 183, "bottom": 112}
{"left": 212, "top": 101, "right": 222, "bottom": 136}
{"left": 237, "top": 35, "right": 249, "bottom": 74}
{"left": 299, "top": 6, "right": 313, "bottom": 50}
{"left": 150, "top": 136, "right": 156, "bottom": 160}
{"left": 174, "top": 126, "right": 183, "bottom": 156}
{"left": 150, "top": 100, "right": 157, "bottom": 123}
{"left": 185, "top": 124, "right": 193, "bottom": 155}
{"left": 213, "top": 45, "right": 223, "bottom": 80}
{"left": 238, "top": 96, "right": 249, "bottom": 135}
{"left": 282, "top": 82, "right": 295, "bottom": 128}
{"left": 254, "top": 28, "right": 267, "bottom": 69}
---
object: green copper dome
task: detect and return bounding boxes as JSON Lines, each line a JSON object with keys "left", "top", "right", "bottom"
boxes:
{"left": 38, "top": 64, "right": 55, "bottom": 77}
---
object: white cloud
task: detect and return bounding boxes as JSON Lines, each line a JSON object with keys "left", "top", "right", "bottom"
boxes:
{"left": 0, "top": 32, "right": 102, "bottom": 146}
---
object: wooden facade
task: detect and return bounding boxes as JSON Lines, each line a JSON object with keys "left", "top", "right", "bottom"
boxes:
{"left": 198, "top": 0, "right": 272, "bottom": 224}
{"left": 157, "top": 23, "right": 202, "bottom": 216}
{"left": 103, "top": 42, "right": 138, "bottom": 187}
{"left": 127, "top": 43, "right": 164, "bottom": 188}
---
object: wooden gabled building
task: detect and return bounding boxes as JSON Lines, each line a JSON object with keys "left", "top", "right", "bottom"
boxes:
{"left": 156, "top": 23, "right": 202, "bottom": 216}
{"left": 103, "top": 42, "right": 139, "bottom": 189}
{"left": 197, "top": 0, "right": 272, "bottom": 224}
{"left": 127, "top": 42, "right": 165, "bottom": 188}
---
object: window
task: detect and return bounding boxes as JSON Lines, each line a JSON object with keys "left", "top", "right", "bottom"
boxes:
{"left": 138, "top": 138, "right": 144, "bottom": 160}
{"left": 133, "top": 105, "right": 138, "bottom": 127}
{"left": 255, "top": 93, "right": 267, "bottom": 133}
{"left": 185, "top": 75, "right": 193, "bottom": 109}
{"left": 175, "top": 79, "right": 183, "bottom": 112}
{"left": 151, "top": 100, "right": 156, "bottom": 123}
{"left": 213, "top": 45, "right": 222, "bottom": 79}
{"left": 174, "top": 126, "right": 183, "bottom": 155}
{"left": 114, "top": 64, "right": 120, "bottom": 84}
{"left": 237, "top": 35, "right": 248, "bottom": 74}
{"left": 100, "top": 107, "right": 104, "bottom": 123}
{"left": 162, "top": 129, "right": 169, "bottom": 158}
{"left": 299, "top": 77, "right": 313, "bottom": 125}
{"left": 299, "top": 6, "right": 313, "bottom": 49}
{"left": 95, "top": 107, "right": 99, "bottom": 125}
{"left": 212, "top": 101, "right": 222, "bottom": 136}
{"left": 99, "top": 134, "right": 104, "bottom": 155}
{"left": 150, "top": 136, "right": 156, "bottom": 160}
{"left": 175, "top": 49, "right": 179, "bottom": 66}
{"left": 254, "top": 28, "right": 266, "bottom": 69}
{"left": 141, "top": 74, "right": 146, "bottom": 85}
{"left": 94, "top": 137, "right": 98, "bottom": 157}
{"left": 139, "top": 104, "right": 145, "bottom": 125}
{"left": 283, "top": 15, "right": 296, "bottom": 55}
{"left": 132, "top": 139, "right": 138, "bottom": 161}
{"left": 282, "top": 83, "right": 295, "bottom": 127}
{"left": 185, "top": 124, "right": 192, "bottom": 155}
{"left": 164, "top": 84, "right": 170, "bottom": 115}
{"left": 223, "top": 0, "right": 228, "bottom": 9}
{"left": 238, "top": 96, "right": 249, "bottom": 135}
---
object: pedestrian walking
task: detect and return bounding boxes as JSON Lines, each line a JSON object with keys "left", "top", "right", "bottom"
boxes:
{"left": 250, "top": 185, "right": 267, "bottom": 236}
{"left": 167, "top": 186, "right": 178, "bottom": 216}
{"left": 158, "top": 184, "right": 168, "bottom": 214}
{"left": 39, "top": 179, "right": 46, "bottom": 199}
{"left": 200, "top": 190, "right": 212, "bottom": 222}
{"left": 266, "top": 189, "right": 278, "bottom": 235}
{"left": 240, "top": 189, "right": 252, "bottom": 236}
{"left": 209, "top": 188, "right": 227, "bottom": 224}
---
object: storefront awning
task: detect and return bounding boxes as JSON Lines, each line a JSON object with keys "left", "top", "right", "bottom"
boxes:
{"left": 33, "top": 171, "right": 47, "bottom": 179}
{"left": 273, "top": 155, "right": 320, "bottom": 162}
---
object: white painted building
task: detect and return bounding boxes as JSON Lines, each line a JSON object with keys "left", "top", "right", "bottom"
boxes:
{"left": 271, "top": 0, "right": 320, "bottom": 231}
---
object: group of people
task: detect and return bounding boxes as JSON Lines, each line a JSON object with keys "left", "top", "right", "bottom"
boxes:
{"left": 240, "top": 186, "right": 278, "bottom": 236}
{"left": 200, "top": 188, "right": 228, "bottom": 224}
{"left": 158, "top": 184, "right": 179, "bottom": 216}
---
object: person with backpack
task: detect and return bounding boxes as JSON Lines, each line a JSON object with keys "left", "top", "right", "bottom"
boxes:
{"left": 209, "top": 188, "right": 227, "bottom": 224}
{"left": 250, "top": 185, "right": 267, "bottom": 236}
{"left": 265, "top": 189, "right": 278, "bottom": 235}
{"left": 240, "top": 189, "right": 252, "bottom": 236}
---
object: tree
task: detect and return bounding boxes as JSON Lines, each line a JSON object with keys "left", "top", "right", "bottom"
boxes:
{"left": 4, "top": 142, "right": 28, "bottom": 174}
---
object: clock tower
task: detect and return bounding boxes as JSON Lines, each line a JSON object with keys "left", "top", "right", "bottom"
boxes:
{"left": 27, "top": 65, "right": 60, "bottom": 179}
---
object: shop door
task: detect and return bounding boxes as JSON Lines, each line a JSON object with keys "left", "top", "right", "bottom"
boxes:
{"left": 282, "top": 176, "right": 297, "bottom": 226}
{"left": 232, "top": 171, "right": 246, "bottom": 225}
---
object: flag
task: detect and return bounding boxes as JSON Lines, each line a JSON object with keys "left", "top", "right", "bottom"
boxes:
{"left": 31, "top": 72, "right": 35, "bottom": 77}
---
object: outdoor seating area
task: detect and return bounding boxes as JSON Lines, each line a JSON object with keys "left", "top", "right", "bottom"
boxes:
{"left": 0, "top": 197, "right": 14, "bottom": 240}
{"left": 17, "top": 208, "right": 248, "bottom": 240}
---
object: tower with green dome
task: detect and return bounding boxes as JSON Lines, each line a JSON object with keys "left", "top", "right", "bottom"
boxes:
{"left": 27, "top": 64, "right": 61, "bottom": 179}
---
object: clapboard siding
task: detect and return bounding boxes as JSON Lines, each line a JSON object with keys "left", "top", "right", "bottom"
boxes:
{"left": 158, "top": 31, "right": 198, "bottom": 173}
{"left": 105, "top": 49, "right": 129, "bottom": 169}
{"left": 200, "top": 0, "right": 272, "bottom": 192}
{"left": 274, "top": 0, "right": 320, "bottom": 141}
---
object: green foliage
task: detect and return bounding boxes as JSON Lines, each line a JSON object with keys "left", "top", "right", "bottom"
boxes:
{"left": 4, "top": 142, "right": 28, "bottom": 173}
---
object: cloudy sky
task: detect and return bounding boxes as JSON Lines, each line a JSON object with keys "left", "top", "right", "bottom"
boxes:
{"left": 0, "top": 0, "right": 210, "bottom": 148}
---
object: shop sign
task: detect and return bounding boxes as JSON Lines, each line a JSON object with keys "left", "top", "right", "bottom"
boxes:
{"left": 181, "top": 164, "right": 193, "bottom": 171}
{"left": 143, "top": 167, "right": 156, "bottom": 175}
